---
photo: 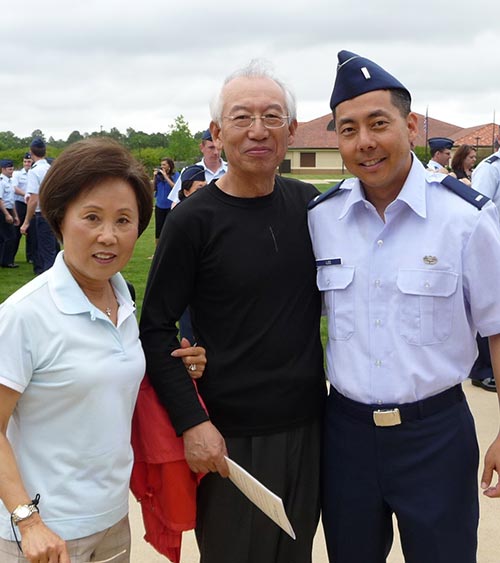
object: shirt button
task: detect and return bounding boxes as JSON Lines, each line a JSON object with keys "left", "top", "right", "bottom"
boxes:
{"left": 375, "top": 359, "right": 382, "bottom": 367}
{"left": 424, "top": 281, "right": 430, "bottom": 289}
{"left": 375, "top": 319, "right": 382, "bottom": 327}
{"left": 377, "top": 239, "right": 384, "bottom": 247}
{"left": 374, "top": 279, "right": 381, "bottom": 287}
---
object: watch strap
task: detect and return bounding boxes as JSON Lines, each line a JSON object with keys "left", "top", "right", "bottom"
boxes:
{"left": 11, "top": 494, "right": 40, "bottom": 525}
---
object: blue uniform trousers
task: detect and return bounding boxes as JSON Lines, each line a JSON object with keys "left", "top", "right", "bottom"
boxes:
{"left": 0, "top": 209, "right": 17, "bottom": 266}
{"left": 34, "top": 214, "right": 58, "bottom": 274}
{"left": 322, "top": 387, "right": 479, "bottom": 563}
{"left": 14, "top": 200, "right": 34, "bottom": 262}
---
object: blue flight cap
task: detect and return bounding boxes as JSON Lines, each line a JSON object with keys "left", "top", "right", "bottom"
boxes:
{"left": 428, "top": 137, "right": 453, "bottom": 151}
{"left": 30, "top": 137, "right": 46, "bottom": 149}
{"left": 330, "top": 50, "right": 411, "bottom": 110}
{"left": 181, "top": 164, "right": 206, "bottom": 184}
{"left": 23, "top": 152, "right": 32, "bottom": 159}
{"left": 1, "top": 159, "right": 14, "bottom": 168}
{"left": 201, "top": 130, "right": 212, "bottom": 141}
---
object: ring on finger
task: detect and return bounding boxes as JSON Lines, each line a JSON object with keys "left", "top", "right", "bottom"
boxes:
{"left": 189, "top": 364, "right": 197, "bottom": 372}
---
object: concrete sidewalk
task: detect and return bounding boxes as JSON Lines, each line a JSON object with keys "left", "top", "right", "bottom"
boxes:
{"left": 129, "top": 381, "right": 500, "bottom": 562}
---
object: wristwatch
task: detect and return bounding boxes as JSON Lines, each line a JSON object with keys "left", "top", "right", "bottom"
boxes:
{"left": 11, "top": 500, "right": 39, "bottom": 525}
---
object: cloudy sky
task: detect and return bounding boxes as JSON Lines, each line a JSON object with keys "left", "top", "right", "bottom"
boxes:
{"left": 3, "top": 0, "right": 499, "bottom": 141}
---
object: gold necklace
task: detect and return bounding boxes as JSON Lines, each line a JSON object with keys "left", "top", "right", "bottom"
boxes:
{"left": 105, "top": 307, "right": 112, "bottom": 317}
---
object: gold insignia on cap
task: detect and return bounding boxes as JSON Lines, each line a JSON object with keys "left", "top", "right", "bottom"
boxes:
{"left": 423, "top": 255, "right": 438, "bottom": 265}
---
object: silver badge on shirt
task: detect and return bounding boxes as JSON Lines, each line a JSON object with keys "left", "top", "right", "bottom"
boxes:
{"left": 423, "top": 255, "right": 438, "bottom": 265}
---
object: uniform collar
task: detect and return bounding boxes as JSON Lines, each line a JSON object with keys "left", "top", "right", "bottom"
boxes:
{"left": 339, "top": 154, "right": 427, "bottom": 220}
{"left": 200, "top": 157, "right": 227, "bottom": 174}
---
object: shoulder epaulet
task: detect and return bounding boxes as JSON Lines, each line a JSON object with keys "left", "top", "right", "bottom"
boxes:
{"left": 486, "top": 155, "right": 500, "bottom": 164}
{"left": 440, "top": 175, "right": 489, "bottom": 210}
{"left": 308, "top": 180, "right": 345, "bottom": 210}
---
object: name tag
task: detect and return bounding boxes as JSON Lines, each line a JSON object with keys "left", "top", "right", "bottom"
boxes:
{"left": 316, "top": 258, "right": 342, "bottom": 266}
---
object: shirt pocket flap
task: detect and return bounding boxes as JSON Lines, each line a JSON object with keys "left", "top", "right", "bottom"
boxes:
{"left": 317, "top": 265, "right": 355, "bottom": 291}
{"left": 397, "top": 269, "right": 458, "bottom": 297}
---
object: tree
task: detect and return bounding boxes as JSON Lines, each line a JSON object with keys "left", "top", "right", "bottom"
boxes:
{"left": 30, "top": 129, "right": 45, "bottom": 141}
{"left": 67, "top": 130, "right": 84, "bottom": 144}
{"left": 109, "top": 127, "right": 125, "bottom": 143}
{"left": 167, "top": 115, "right": 199, "bottom": 162}
{"left": 0, "top": 131, "right": 21, "bottom": 150}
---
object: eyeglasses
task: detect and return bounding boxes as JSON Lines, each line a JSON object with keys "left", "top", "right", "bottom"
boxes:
{"left": 223, "top": 114, "right": 290, "bottom": 129}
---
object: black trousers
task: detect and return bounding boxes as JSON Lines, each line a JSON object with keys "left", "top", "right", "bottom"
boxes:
{"left": 14, "top": 200, "right": 34, "bottom": 262}
{"left": 322, "top": 389, "right": 479, "bottom": 563}
{"left": 0, "top": 209, "right": 17, "bottom": 266}
{"left": 196, "top": 420, "right": 321, "bottom": 563}
{"left": 154, "top": 206, "right": 170, "bottom": 239}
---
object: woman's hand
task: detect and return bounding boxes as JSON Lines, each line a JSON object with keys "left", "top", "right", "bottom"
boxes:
{"left": 172, "top": 337, "right": 207, "bottom": 379}
{"left": 19, "top": 514, "right": 70, "bottom": 563}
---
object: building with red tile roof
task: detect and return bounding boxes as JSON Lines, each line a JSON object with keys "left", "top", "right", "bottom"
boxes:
{"left": 284, "top": 113, "right": 499, "bottom": 174}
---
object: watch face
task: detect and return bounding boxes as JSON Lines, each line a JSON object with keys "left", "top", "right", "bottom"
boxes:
{"left": 15, "top": 506, "right": 31, "bottom": 519}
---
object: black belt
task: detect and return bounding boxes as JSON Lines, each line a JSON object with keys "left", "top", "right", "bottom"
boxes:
{"left": 330, "top": 384, "right": 464, "bottom": 427}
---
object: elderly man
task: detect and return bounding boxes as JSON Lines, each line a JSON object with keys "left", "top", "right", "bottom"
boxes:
{"left": 308, "top": 50, "right": 500, "bottom": 563}
{"left": 140, "top": 62, "right": 325, "bottom": 563}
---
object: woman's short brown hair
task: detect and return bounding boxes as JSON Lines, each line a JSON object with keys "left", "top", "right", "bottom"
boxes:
{"left": 40, "top": 138, "right": 153, "bottom": 241}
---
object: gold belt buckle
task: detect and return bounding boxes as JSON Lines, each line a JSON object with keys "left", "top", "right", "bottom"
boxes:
{"left": 373, "top": 408, "right": 401, "bottom": 427}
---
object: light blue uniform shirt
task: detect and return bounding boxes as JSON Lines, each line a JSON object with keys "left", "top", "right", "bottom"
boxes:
{"left": 0, "top": 174, "right": 14, "bottom": 208}
{"left": 308, "top": 156, "right": 500, "bottom": 405}
{"left": 472, "top": 149, "right": 500, "bottom": 209}
{"left": 427, "top": 159, "right": 444, "bottom": 172}
{"left": 12, "top": 168, "right": 29, "bottom": 203}
{"left": 0, "top": 252, "right": 145, "bottom": 540}
{"left": 26, "top": 158, "right": 50, "bottom": 212}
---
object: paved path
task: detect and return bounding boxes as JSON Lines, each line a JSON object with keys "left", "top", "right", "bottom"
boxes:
{"left": 129, "top": 381, "right": 500, "bottom": 562}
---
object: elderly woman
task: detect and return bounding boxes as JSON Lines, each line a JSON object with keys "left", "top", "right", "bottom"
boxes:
{"left": 0, "top": 139, "right": 205, "bottom": 563}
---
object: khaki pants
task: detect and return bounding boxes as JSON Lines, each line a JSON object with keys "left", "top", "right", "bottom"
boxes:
{"left": 0, "top": 515, "right": 130, "bottom": 563}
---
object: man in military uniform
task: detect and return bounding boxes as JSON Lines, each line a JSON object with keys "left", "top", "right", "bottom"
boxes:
{"left": 0, "top": 159, "right": 20, "bottom": 268}
{"left": 473, "top": 147, "right": 500, "bottom": 207}
{"left": 12, "top": 152, "right": 34, "bottom": 263}
{"left": 21, "top": 137, "right": 58, "bottom": 274}
{"left": 308, "top": 50, "right": 500, "bottom": 563}
{"left": 427, "top": 136, "right": 453, "bottom": 171}
{"left": 167, "top": 129, "right": 227, "bottom": 204}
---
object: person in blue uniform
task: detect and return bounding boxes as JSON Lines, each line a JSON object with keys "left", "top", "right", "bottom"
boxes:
{"left": 0, "top": 160, "right": 20, "bottom": 268}
{"left": 12, "top": 153, "right": 34, "bottom": 263}
{"left": 308, "top": 50, "right": 500, "bottom": 563}
{"left": 468, "top": 148, "right": 500, "bottom": 393}
{"left": 427, "top": 136, "right": 453, "bottom": 171}
{"left": 21, "top": 138, "right": 58, "bottom": 274}
{"left": 167, "top": 130, "right": 227, "bottom": 204}
{"left": 173, "top": 164, "right": 207, "bottom": 344}
{"left": 473, "top": 147, "right": 500, "bottom": 208}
